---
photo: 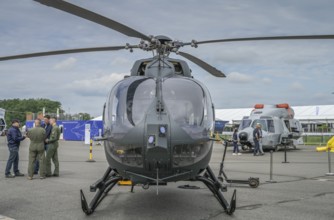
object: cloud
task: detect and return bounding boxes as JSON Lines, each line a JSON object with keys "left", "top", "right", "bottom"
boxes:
{"left": 290, "top": 82, "right": 304, "bottom": 91}
{"left": 53, "top": 57, "right": 77, "bottom": 70}
{"left": 69, "top": 73, "right": 126, "bottom": 96}
{"left": 227, "top": 72, "right": 253, "bottom": 83}
{"left": 262, "top": 78, "right": 272, "bottom": 84}
{"left": 111, "top": 57, "right": 131, "bottom": 66}
{"left": 1, "top": 0, "right": 334, "bottom": 116}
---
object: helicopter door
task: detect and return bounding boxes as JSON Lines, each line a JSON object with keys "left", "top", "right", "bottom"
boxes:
{"left": 0, "top": 118, "right": 5, "bottom": 133}
{"left": 284, "top": 120, "right": 291, "bottom": 132}
{"left": 289, "top": 119, "right": 299, "bottom": 132}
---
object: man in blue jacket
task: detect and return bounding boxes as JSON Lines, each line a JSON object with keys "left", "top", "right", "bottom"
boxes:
{"left": 5, "top": 119, "right": 26, "bottom": 178}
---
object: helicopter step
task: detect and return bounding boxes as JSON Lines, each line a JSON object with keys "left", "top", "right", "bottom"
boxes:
{"left": 219, "top": 139, "right": 260, "bottom": 188}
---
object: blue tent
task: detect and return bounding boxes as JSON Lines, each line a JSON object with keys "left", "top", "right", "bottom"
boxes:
{"left": 215, "top": 119, "right": 229, "bottom": 133}
{"left": 26, "top": 120, "right": 103, "bottom": 141}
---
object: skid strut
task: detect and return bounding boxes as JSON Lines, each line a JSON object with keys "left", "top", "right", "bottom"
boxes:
{"left": 80, "top": 167, "right": 122, "bottom": 215}
{"left": 196, "top": 166, "right": 236, "bottom": 215}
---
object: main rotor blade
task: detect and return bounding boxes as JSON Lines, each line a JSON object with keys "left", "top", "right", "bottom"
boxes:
{"left": 189, "top": 35, "right": 334, "bottom": 45}
{"left": 178, "top": 51, "right": 225, "bottom": 77}
{"left": 34, "top": 0, "right": 150, "bottom": 41}
{"left": 0, "top": 46, "right": 129, "bottom": 61}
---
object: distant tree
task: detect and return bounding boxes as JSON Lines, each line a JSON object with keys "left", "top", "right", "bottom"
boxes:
{"left": 0, "top": 98, "right": 63, "bottom": 127}
{"left": 73, "top": 112, "right": 92, "bottom": 121}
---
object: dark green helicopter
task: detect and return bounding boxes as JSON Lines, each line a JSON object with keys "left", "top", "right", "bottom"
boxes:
{"left": 1, "top": 0, "right": 334, "bottom": 216}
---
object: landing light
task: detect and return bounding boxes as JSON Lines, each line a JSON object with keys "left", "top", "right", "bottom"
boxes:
{"left": 159, "top": 125, "right": 167, "bottom": 137}
{"left": 148, "top": 135, "right": 155, "bottom": 144}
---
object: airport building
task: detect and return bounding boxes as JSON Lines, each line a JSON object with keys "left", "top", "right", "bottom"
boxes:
{"left": 215, "top": 104, "right": 334, "bottom": 134}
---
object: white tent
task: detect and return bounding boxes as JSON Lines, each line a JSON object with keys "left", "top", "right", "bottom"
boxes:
{"left": 216, "top": 105, "right": 334, "bottom": 124}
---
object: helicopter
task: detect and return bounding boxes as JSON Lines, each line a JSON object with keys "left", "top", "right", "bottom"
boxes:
{"left": 1, "top": 0, "right": 334, "bottom": 216}
{"left": 238, "top": 103, "right": 303, "bottom": 152}
{"left": 0, "top": 108, "right": 6, "bottom": 136}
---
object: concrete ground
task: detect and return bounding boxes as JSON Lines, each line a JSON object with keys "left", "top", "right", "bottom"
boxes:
{"left": 0, "top": 136, "right": 333, "bottom": 220}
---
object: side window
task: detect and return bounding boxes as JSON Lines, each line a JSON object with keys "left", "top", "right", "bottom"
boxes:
{"left": 284, "top": 120, "right": 291, "bottom": 131}
{"left": 267, "top": 120, "right": 275, "bottom": 133}
{"left": 252, "top": 119, "right": 268, "bottom": 131}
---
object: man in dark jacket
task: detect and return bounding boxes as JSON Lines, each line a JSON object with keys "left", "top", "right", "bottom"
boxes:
{"left": 34, "top": 115, "right": 52, "bottom": 174}
{"left": 253, "top": 123, "right": 261, "bottom": 156}
{"left": 5, "top": 119, "right": 26, "bottom": 178}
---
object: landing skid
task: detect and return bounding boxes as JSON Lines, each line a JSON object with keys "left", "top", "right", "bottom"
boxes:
{"left": 196, "top": 166, "right": 236, "bottom": 215}
{"left": 80, "top": 167, "right": 122, "bottom": 215}
{"left": 80, "top": 166, "right": 236, "bottom": 215}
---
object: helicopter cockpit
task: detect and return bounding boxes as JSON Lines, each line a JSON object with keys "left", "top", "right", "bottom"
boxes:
{"left": 104, "top": 75, "right": 214, "bottom": 169}
{"left": 239, "top": 118, "right": 275, "bottom": 133}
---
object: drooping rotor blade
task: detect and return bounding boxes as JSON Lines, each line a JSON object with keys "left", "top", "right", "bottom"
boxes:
{"left": 184, "top": 35, "right": 334, "bottom": 46}
{"left": 34, "top": 0, "right": 150, "bottom": 41}
{"left": 0, "top": 46, "right": 132, "bottom": 61}
{"left": 178, "top": 51, "right": 225, "bottom": 77}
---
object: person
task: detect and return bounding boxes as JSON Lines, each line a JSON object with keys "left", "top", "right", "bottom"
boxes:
{"left": 258, "top": 124, "right": 265, "bottom": 156}
{"left": 253, "top": 123, "right": 261, "bottom": 156}
{"left": 27, "top": 119, "right": 46, "bottom": 180}
{"left": 5, "top": 119, "right": 26, "bottom": 178}
{"left": 34, "top": 115, "right": 52, "bottom": 174}
{"left": 232, "top": 128, "right": 242, "bottom": 156}
{"left": 45, "top": 117, "right": 60, "bottom": 177}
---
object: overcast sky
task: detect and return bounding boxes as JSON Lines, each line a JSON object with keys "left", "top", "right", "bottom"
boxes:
{"left": 1, "top": 0, "right": 334, "bottom": 117}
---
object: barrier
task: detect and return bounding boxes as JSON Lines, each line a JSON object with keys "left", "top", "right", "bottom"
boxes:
{"left": 326, "top": 147, "right": 334, "bottom": 176}
{"left": 266, "top": 150, "right": 277, "bottom": 183}
{"left": 282, "top": 144, "right": 289, "bottom": 163}
{"left": 86, "top": 139, "right": 96, "bottom": 162}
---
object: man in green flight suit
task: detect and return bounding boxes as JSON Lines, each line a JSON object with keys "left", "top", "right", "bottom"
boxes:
{"left": 45, "top": 116, "right": 60, "bottom": 177}
{"left": 27, "top": 119, "right": 46, "bottom": 180}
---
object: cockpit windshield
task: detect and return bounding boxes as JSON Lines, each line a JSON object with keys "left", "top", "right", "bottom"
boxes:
{"left": 105, "top": 76, "right": 214, "bottom": 140}
{"left": 239, "top": 119, "right": 252, "bottom": 130}
{"left": 162, "top": 77, "right": 214, "bottom": 134}
{"left": 106, "top": 77, "right": 155, "bottom": 130}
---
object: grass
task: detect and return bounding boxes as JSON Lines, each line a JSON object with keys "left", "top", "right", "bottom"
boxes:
{"left": 303, "top": 135, "right": 333, "bottom": 146}
{"left": 214, "top": 133, "right": 333, "bottom": 146}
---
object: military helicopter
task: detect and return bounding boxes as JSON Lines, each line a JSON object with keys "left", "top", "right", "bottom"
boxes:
{"left": 1, "top": 0, "right": 334, "bottom": 216}
{"left": 238, "top": 103, "right": 303, "bottom": 152}
{"left": 0, "top": 108, "right": 6, "bottom": 136}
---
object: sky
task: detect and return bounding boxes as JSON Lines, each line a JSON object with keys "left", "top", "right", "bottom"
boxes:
{"left": 1, "top": 0, "right": 334, "bottom": 117}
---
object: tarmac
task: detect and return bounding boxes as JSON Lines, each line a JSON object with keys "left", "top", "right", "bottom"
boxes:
{"left": 0, "top": 136, "right": 333, "bottom": 220}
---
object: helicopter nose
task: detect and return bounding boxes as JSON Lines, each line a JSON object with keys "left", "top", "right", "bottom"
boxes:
{"left": 239, "top": 132, "right": 248, "bottom": 141}
{"left": 145, "top": 124, "right": 170, "bottom": 171}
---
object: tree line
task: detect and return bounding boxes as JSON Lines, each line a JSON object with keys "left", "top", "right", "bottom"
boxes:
{"left": 0, "top": 98, "right": 62, "bottom": 127}
{"left": 0, "top": 98, "right": 93, "bottom": 129}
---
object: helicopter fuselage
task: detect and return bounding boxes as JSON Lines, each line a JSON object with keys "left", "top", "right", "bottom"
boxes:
{"left": 238, "top": 104, "right": 302, "bottom": 151}
{"left": 103, "top": 57, "right": 215, "bottom": 184}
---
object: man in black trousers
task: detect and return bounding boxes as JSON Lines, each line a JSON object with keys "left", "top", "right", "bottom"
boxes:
{"left": 5, "top": 119, "right": 26, "bottom": 178}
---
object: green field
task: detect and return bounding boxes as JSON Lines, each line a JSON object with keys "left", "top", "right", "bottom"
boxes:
{"left": 215, "top": 133, "right": 333, "bottom": 146}
{"left": 303, "top": 135, "right": 333, "bottom": 145}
